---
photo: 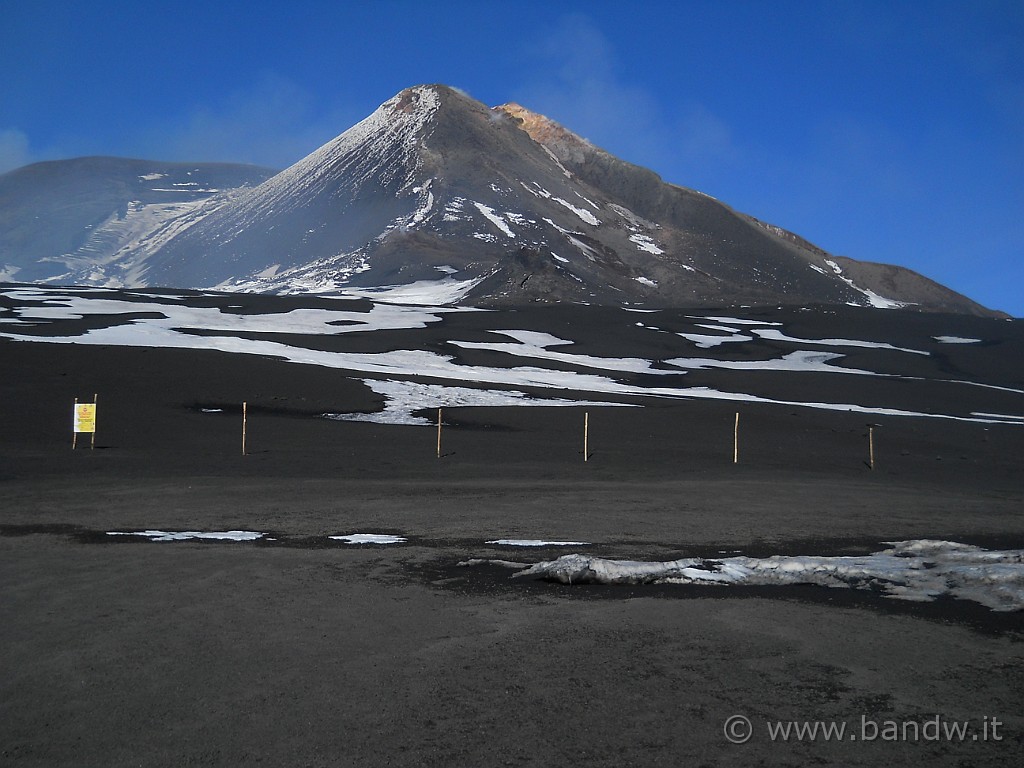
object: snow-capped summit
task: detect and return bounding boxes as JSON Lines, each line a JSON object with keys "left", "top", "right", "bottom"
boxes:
{"left": 0, "top": 84, "right": 998, "bottom": 314}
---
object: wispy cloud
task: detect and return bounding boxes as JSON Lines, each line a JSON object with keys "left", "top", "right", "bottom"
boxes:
{"left": 675, "top": 103, "right": 740, "bottom": 167}
{"left": 0, "top": 128, "right": 34, "bottom": 174}
{"left": 511, "top": 14, "right": 739, "bottom": 184}
{"left": 511, "top": 15, "right": 663, "bottom": 160}
{"left": 142, "top": 73, "right": 360, "bottom": 169}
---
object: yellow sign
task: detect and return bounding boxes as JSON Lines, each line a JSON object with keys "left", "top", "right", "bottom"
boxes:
{"left": 74, "top": 403, "right": 97, "bottom": 433}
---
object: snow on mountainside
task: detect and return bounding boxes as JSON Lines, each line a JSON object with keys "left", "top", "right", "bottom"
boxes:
{"left": 0, "top": 85, "right": 999, "bottom": 315}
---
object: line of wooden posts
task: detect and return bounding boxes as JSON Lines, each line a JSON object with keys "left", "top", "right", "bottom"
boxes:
{"left": 71, "top": 397, "right": 882, "bottom": 469}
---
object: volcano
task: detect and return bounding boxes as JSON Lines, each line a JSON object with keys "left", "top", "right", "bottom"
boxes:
{"left": 0, "top": 85, "right": 996, "bottom": 315}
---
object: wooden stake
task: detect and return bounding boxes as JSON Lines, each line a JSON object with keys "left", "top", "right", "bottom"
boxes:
{"left": 436, "top": 407, "right": 443, "bottom": 458}
{"left": 733, "top": 411, "right": 739, "bottom": 464}
{"left": 868, "top": 425, "right": 875, "bottom": 470}
{"left": 584, "top": 411, "right": 589, "bottom": 462}
{"left": 242, "top": 401, "right": 247, "bottom": 456}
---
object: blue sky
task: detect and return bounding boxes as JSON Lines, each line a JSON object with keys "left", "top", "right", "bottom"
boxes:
{"left": 2, "top": 0, "right": 1021, "bottom": 315}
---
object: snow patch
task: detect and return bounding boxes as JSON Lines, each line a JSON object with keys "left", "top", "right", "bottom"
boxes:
{"left": 556, "top": 197, "right": 600, "bottom": 226}
{"left": 106, "top": 530, "right": 264, "bottom": 542}
{"left": 509, "top": 540, "right": 1024, "bottom": 611}
{"left": 971, "top": 411, "right": 1024, "bottom": 423}
{"left": 450, "top": 332, "right": 672, "bottom": 376}
{"left": 690, "top": 316, "right": 783, "bottom": 326}
{"left": 256, "top": 264, "right": 281, "bottom": 278}
{"left": 487, "top": 539, "right": 590, "bottom": 547}
{"left": 753, "top": 328, "right": 928, "bottom": 355}
{"left": 324, "top": 379, "right": 630, "bottom": 426}
{"left": 504, "top": 211, "right": 532, "bottom": 226}
{"left": 443, "top": 197, "right": 468, "bottom": 222}
{"left": 676, "top": 331, "right": 752, "bottom": 349}
{"left": 629, "top": 234, "right": 664, "bottom": 255}
{"left": 666, "top": 350, "right": 851, "bottom": 375}
{"left": 329, "top": 534, "right": 407, "bottom": 545}
{"left": 566, "top": 234, "right": 599, "bottom": 261}
{"left": 494, "top": 330, "right": 572, "bottom": 348}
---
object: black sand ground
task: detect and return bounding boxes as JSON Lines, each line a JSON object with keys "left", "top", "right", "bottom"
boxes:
{"left": 2, "top": 328, "right": 1023, "bottom": 766}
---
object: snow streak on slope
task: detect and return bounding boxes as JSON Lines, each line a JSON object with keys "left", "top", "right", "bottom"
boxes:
{"left": 472, "top": 202, "right": 516, "bottom": 238}
{"left": 522, "top": 183, "right": 601, "bottom": 226}
{"left": 824, "top": 259, "right": 908, "bottom": 309}
{"left": 52, "top": 198, "right": 218, "bottom": 286}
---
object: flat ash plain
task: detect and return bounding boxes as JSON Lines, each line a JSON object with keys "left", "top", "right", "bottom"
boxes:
{"left": 2, "top": 289, "right": 1023, "bottom": 766}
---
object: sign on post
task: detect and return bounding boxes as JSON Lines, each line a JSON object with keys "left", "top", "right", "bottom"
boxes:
{"left": 74, "top": 403, "right": 97, "bottom": 433}
{"left": 72, "top": 395, "right": 98, "bottom": 449}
